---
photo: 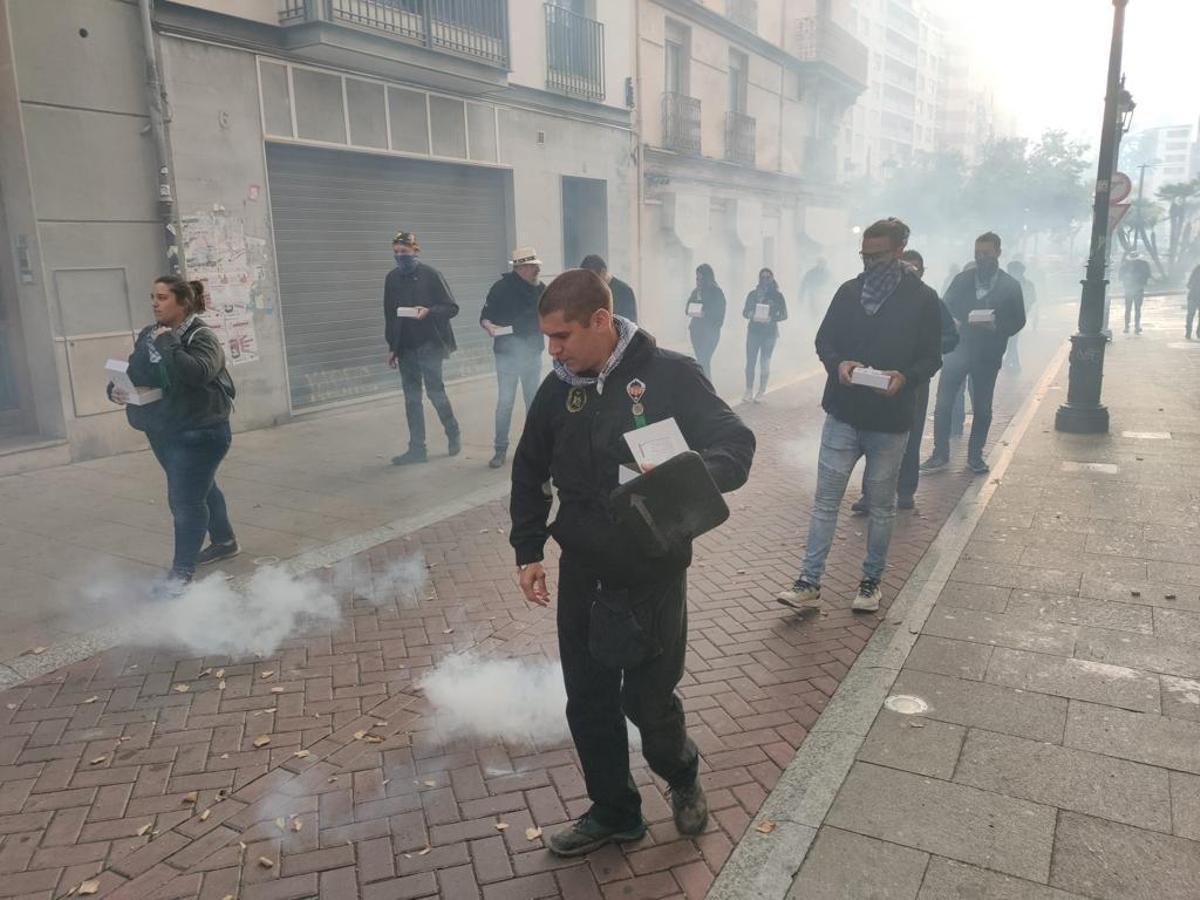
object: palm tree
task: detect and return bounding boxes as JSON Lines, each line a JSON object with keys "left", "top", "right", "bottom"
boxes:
{"left": 1156, "top": 179, "right": 1200, "bottom": 275}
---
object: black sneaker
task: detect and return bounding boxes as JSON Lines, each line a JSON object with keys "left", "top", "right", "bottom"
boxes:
{"left": 547, "top": 812, "right": 646, "bottom": 858}
{"left": 488, "top": 450, "right": 506, "bottom": 469}
{"left": 152, "top": 570, "right": 192, "bottom": 601}
{"left": 853, "top": 577, "right": 882, "bottom": 612}
{"left": 920, "top": 454, "right": 949, "bottom": 472}
{"left": 448, "top": 434, "right": 462, "bottom": 457}
{"left": 196, "top": 540, "right": 240, "bottom": 566}
{"left": 850, "top": 497, "right": 868, "bottom": 515}
{"left": 391, "top": 448, "right": 428, "bottom": 466}
{"left": 668, "top": 781, "right": 709, "bottom": 835}
{"left": 966, "top": 457, "right": 990, "bottom": 475}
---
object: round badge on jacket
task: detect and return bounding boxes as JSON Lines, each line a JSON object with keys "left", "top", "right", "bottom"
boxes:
{"left": 566, "top": 387, "right": 588, "bottom": 413}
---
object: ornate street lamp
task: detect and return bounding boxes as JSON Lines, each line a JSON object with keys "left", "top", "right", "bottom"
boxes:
{"left": 1056, "top": 0, "right": 1130, "bottom": 434}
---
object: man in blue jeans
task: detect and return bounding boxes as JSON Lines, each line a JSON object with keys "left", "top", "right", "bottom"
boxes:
{"left": 777, "top": 218, "right": 942, "bottom": 613}
{"left": 481, "top": 246, "right": 546, "bottom": 468}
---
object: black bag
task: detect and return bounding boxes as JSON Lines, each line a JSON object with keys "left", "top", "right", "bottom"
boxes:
{"left": 588, "top": 586, "right": 656, "bottom": 669}
{"left": 609, "top": 450, "right": 730, "bottom": 558}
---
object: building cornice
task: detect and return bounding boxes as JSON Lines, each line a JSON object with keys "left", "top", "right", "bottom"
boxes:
{"left": 643, "top": 146, "right": 845, "bottom": 205}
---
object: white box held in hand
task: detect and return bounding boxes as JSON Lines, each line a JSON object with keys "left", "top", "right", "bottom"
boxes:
{"left": 850, "top": 366, "right": 892, "bottom": 391}
{"left": 395, "top": 307, "right": 421, "bottom": 318}
{"left": 968, "top": 309, "right": 996, "bottom": 325}
{"left": 686, "top": 302, "right": 704, "bottom": 318}
{"left": 105, "top": 359, "right": 163, "bottom": 406}
{"left": 753, "top": 303, "right": 771, "bottom": 323}
{"left": 491, "top": 325, "right": 514, "bottom": 336}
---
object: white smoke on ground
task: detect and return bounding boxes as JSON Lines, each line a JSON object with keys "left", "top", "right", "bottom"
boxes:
{"left": 78, "top": 564, "right": 339, "bottom": 659}
{"left": 378, "top": 554, "right": 429, "bottom": 605}
{"left": 420, "top": 653, "right": 570, "bottom": 746}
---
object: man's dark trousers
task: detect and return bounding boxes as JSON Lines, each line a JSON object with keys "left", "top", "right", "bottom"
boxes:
{"left": 933, "top": 347, "right": 1000, "bottom": 461}
{"left": 398, "top": 344, "right": 459, "bottom": 452}
{"left": 897, "top": 381, "right": 930, "bottom": 499}
{"left": 557, "top": 554, "right": 699, "bottom": 829}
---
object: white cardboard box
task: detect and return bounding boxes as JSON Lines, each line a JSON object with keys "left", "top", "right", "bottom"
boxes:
{"left": 491, "top": 325, "right": 514, "bottom": 336}
{"left": 753, "top": 303, "right": 771, "bottom": 323}
{"left": 968, "top": 309, "right": 996, "bottom": 324}
{"left": 686, "top": 302, "right": 704, "bottom": 318}
{"left": 105, "top": 359, "right": 163, "bottom": 406}
{"left": 395, "top": 307, "right": 421, "bottom": 318}
{"left": 850, "top": 366, "right": 892, "bottom": 391}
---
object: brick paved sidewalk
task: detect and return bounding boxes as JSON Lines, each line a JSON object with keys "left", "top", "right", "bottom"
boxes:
{"left": 0, "top": 321, "right": 1067, "bottom": 899}
{"left": 749, "top": 294, "right": 1200, "bottom": 900}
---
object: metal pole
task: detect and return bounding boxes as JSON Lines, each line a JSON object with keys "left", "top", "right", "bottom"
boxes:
{"left": 1055, "top": 0, "right": 1128, "bottom": 434}
{"left": 1132, "top": 163, "right": 1148, "bottom": 251}
{"left": 137, "top": 0, "right": 182, "bottom": 275}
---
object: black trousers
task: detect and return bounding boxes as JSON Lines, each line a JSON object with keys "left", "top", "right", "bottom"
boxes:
{"left": 397, "top": 344, "right": 459, "bottom": 451}
{"left": 557, "top": 554, "right": 699, "bottom": 829}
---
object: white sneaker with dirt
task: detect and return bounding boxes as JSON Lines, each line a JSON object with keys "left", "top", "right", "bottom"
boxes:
{"left": 776, "top": 578, "right": 821, "bottom": 610}
{"left": 853, "top": 578, "right": 882, "bottom": 612}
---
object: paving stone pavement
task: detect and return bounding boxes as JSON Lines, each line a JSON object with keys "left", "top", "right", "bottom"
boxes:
{"left": 0, "top": 313, "right": 1070, "bottom": 898}
{"left": 782, "top": 293, "right": 1200, "bottom": 900}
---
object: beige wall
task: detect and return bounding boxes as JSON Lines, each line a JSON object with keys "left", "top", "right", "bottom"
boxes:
{"left": 171, "top": 0, "right": 277, "bottom": 26}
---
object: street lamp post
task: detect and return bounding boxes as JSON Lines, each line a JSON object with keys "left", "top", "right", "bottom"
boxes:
{"left": 1056, "top": 0, "right": 1131, "bottom": 434}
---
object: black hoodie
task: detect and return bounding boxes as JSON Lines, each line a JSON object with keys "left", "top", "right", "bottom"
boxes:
{"left": 480, "top": 271, "right": 545, "bottom": 355}
{"left": 509, "top": 328, "right": 755, "bottom": 580}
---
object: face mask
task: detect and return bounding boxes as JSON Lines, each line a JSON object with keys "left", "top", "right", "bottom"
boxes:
{"left": 863, "top": 257, "right": 893, "bottom": 275}
{"left": 975, "top": 257, "right": 999, "bottom": 277}
{"left": 395, "top": 254, "right": 418, "bottom": 273}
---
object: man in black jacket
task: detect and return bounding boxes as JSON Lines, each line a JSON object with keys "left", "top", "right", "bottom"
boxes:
{"left": 776, "top": 218, "right": 942, "bottom": 615}
{"left": 922, "top": 231, "right": 1025, "bottom": 475}
{"left": 481, "top": 246, "right": 546, "bottom": 469}
{"left": 580, "top": 254, "right": 638, "bottom": 322}
{"left": 1119, "top": 252, "right": 1152, "bottom": 334}
{"left": 384, "top": 230, "right": 461, "bottom": 465}
{"left": 852, "top": 248, "right": 958, "bottom": 512}
{"left": 510, "top": 269, "right": 754, "bottom": 858}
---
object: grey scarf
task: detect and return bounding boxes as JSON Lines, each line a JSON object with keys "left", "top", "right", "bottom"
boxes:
{"left": 552, "top": 315, "right": 637, "bottom": 395}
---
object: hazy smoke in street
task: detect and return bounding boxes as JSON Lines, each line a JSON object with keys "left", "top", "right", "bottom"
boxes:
{"left": 420, "top": 653, "right": 571, "bottom": 747}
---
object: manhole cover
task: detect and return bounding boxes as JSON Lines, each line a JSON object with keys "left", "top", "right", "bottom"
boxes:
{"left": 884, "top": 694, "right": 928, "bottom": 715}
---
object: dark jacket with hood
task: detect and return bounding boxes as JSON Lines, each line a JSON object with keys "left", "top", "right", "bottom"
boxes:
{"left": 480, "top": 271, "right": 545, "bottom": 355}
{"left": 610, "top": 276, "right": 638, "bottom": 323}
{"left": 510, "top": 328, "right": 755, "bottom": 584}
{"left": 742, "top": 282, "right": 788, "bottom": 338}
{"left": 686, "top": 280, "right": 726, "bottom": 336}
{"left": 383, "top": 260, "right": 459, "bottom": 357}
{"left": 116, "top": 319, "right": 234, "bottom": 434}
{"left": 942, "top": 268, "right": 1025, "bottom": 367}
{"left": 816, "top": 267, "right": 943, "bottom": 433}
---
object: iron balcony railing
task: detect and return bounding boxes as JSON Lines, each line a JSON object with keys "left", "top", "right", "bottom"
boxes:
{"left": 279, "top": 0, "right": 510, "bottom": 69}
{"left": 726, "top": 0, "right": 757, "bottom": 32}
{"left": 662, "top": 92, "right": 702, "bottom": 155}
{"left": 725, "top": 110, "right": 756, "bottom": 165}
{"left": 545, "top": 4, "right": 605, "bottom": 102}
{"left": 792, "top": 16, "right": 869, "bottom": 90}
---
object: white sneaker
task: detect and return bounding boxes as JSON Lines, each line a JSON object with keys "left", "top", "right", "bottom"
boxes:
{"left": 853, "top": 578, "right": 882, "bottom": 612}
{"left": 777, "top": 579, "right": 821, "bottom": 610}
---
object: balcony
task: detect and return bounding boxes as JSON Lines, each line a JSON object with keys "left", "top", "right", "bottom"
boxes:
{"left": 805, "top": 137, "right": 836, "bottom": 182}
{"left": 726, "top": 0, "right": 757, "bottom": 32}
{"left": 724, "top": 110, "right": 756, "bottom": 166}
{"left": 791, "top": 16, "right": 869, "bottom": 92}
{"left": 278, "top": 0, "right": 510, "bottom": 69}
{"left": 545, "top": 4, "right": 605, "bottom": 102}
{"left": 662, "top": 92, "right": 702, "bottom": 155}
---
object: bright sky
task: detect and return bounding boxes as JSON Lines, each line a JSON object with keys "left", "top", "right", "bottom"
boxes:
{"left": 938, "top": 0, "right": 1200, "bottom": 142}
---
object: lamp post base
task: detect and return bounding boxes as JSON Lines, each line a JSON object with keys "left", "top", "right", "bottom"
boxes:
{"left": 1055, "top": 402, "right": 1109, "bottom": 434}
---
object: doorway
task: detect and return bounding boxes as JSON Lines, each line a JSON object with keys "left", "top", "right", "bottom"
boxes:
{"left": 561, "top": 176, "right": 608, "bottom": 271}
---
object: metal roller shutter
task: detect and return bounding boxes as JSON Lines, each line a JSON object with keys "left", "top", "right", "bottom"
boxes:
{"left": 266, "top": 143, "right": 510, "bottom": 410}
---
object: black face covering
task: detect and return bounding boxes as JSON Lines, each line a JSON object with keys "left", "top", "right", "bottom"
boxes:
{"left": 975, "top": 257, "right": 999, "bottom": 278}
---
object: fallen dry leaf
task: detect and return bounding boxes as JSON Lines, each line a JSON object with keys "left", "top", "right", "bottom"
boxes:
{"left": 172, "top": 684, "right": 190, "bottom": 693}
{"left": 219, "top": 753, "right": 230, "bottom": 759}
{"left": 494, "top": 821, "right": 509, "bottom": 831}
{"left": 83, "top": 696, "right": 99, "bottom": 704}
{"left": 137, "top": 822, "right": 152, "bottom": 836}
{"left": 198, "top": 808, "right": 212, "bottom": 821}
{"left": 293, "top": 750, "right": 311, "bottom": 759}
{"left": 182, "top": 791, "right": 198, "bottom": 804}
{"left": 89, "top": 756, "right": 107, "bottom": 765}
{"left": 4, "top": 703, "right": 15, "bottom": 710}
{"left": 199, "top": 668, "right": 212, "bottom": 678}
{"left": 291, "top": 818, "right": 303, "bottom": 832}
{"left": 422, "top": 780, "right": 437, "bottom": 787}
{"left": 214, "top": 668, "right": 225, "bottom": 679}
{"left": 275, "top": 817, "right": 287, "bottom": 831}
{"left": 270, "top": 687, "right": 284, "bottom": 694}
{"left": 78, "top": 880, "right": 100, "bottom": 896}
{"left": 260, "top": 671, "right": 275, "bottom": 679}
{"left": 252, "top": 735, "right": 271, "bottom": 748}
{"left": 353, "top": 730, "right": 368, "bottom": 741}
{"left": 26, "top": 646, "right": 47, "bottom": 656}
{"left": 755, "top": 820, "right": 777, "bottom": 834}
{"left": 417, "top": 846, "right": 432, "bottom": 856}
{"left": 253, "top": 708, "right": 276, "bottom": 717}
{"left": 442, "top": 628, "right": 454, "bottom": 635}
{"left": 257, "top": 856, "right": 274, "bottom": 869}
{"left": 218, "top": 680, "right": 227, "bottom": 690}
{"left": 373, "top": 721, "right": 388, "bottom": 726}
{"left": 363, "top": 735, "right": 384, "bottom": 744}
{"left": 525, "top": 826, "right": 543, "bottom": 841}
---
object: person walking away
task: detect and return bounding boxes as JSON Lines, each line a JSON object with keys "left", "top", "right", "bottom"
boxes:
{"left": 800, "top": 257, "right": 831, "bottom": 320}
{"left": 1004, "top": 260, "right": 1036, "bottom": 371}
{"left": 776, "top": 218, "right": 941, "bottom": 615}
{"left": 108, "top": 277, "right": 237, "bottom": 593}
{"left": 1187, "top": 263, "right": 1200, "bottom": 340}
{"left": 580, "top": 254, "right": 638, "bottom": 323}
{"left": 686, "top": 264, "right": 725, "bottom": 379}
{"left": 851, "top": 249, "right": 958, "bottom": 513}
{"left": 741, "top": 268, "right": 787, "bottom": 403}
{"left": 922, "top": 232, "right": 1025, "bottom": 476}
{"left": 384, "top": 230, "right": 462, "bottom": 465}
{"left": 511, "top": 269, "right": 755, "bottom": 856}
{"left": 481, "top": 247, "right": 546, "bottom": 469}
{"left": 1120, "top": 252, "right": 1152, "bottom": 334}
